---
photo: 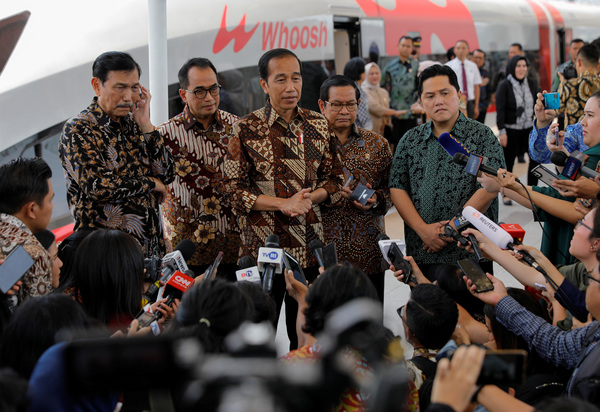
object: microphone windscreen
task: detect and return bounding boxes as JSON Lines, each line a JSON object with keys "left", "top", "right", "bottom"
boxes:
{"left": 184, "top": 269, "right": 196, "bottom": 278}
{"left": 439, "top": 132, "right": 470, "bottom": 157}
{"left": 174, "top": 239, "right": 196, "bottom": 261}
{"left": 238, "top": 256, "right": 256, "bottom": 270}
{"left": 308, "top": 239, "right": 324, "bottom": 252}
{"left": 550, "top": 151, "right": 568, "bottom": 166}
{"left": 265, "top": 234, "right": 280, "bottom": 248}
{"left": 453, "top": 153, "right": 469, "bottom": 166}
{"left": 375, "top": 233, "right": 389, "bottom": 242}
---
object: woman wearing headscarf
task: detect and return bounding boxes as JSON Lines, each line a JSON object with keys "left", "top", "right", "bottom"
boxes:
{"left": 361, "top": 62, "right": 406, "bottom": 147}
{"left": 496, "top": 55, "right": 540, "bottom": 204}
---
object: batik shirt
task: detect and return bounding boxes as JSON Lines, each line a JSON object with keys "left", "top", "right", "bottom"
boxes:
{"left": 59, "top": 98, "right": 175, "bottom": 254}
{"left": 381, "top": 57, "right": 419, "bottom": 118}
{"left": 159, "top": 107, "right": 241, "bottom": 266}
{"left": 558, "top": 71, "right": 600, "bottom": 126}
{"left": 389, "top": 113, "right": 505, "bottom": 265}
{"left": 225, "top": 100, "right": 344, "bottom": 268}
{"left": 0, "top": 214, "right": 53, "bottom": 303}
{"left": 322, "top": 126, "right": 392, "bottom": 274}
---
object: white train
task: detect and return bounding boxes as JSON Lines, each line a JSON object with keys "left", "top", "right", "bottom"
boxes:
{"left": 1, "top": 0, "right": 599, "bottom": 228}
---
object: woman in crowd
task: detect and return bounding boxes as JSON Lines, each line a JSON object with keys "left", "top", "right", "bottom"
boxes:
{"left": 495, "top": 55, "right": 540, "bottom": 203}
{"left": 53, "top": 229, "right": 92, "bottom": 294}
{"left": 361, "top": 62, "right": 406, "bottom": 140}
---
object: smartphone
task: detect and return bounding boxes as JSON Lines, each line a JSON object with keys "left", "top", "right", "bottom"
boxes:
{"left": 543, "top": 92, "right": 560, "bottom": 110}
{"left": 0, "top": 244, "right": 34, "bottom": 293}
{"left": 478, "top": 350, "right": 527, "bottom": 385}
{"left": 388, "top": 243, "right": 413, "bottom": 284}
{"left": 458, "top": 258, "right": 493, "bottom": 293}
{"left": 283, "top": 251, "right": 307, "bottom": 285}
{"left": 322, "top": 242, "right": 338, "bottom": 269}
{"left": 554, "top": 127, "right": 563, "bottom": 147}
{"left": 531, "top": 164, "right": 560, "bottom": 188}
{"left": 204, "top": 251, "right": 224, "bottom": 282}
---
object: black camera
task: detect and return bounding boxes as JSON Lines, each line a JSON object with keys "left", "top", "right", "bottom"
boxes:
{"left": 562, "top": 64, "right": 577, "bottom": 80}
{"left": 144, "top": 256, "right": 161, "bottom": 283}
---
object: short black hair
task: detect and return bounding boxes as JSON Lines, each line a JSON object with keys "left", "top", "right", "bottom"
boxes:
{"left": 398, "top": 35, "right": 413, "bottom": 44}
{"left": 92, "top": 51, "right": 141, "bottom": 84}
{"left": 177, "top": 57, "right": 218, "bottom": 90}
{"left": 405, "top": 284, "right": 458, "bottom": 349}
{"left": 577, "top": 43, "right": 600, "bottom": 67}
{"left": 343, "top": 57, "right": 366, "bottom": 82}
{"left": 33, "top": 229, "right": 55, "bottom": 251}
{"left": 473, "top": 49, "right": 486, "bottom": 58}
{"left": 0, "top": 157, "right": 52, "bottom": 215}
{"left": 303, "top": 265, "right": 378, "bottom": 336}
{"left": 258, "top": 48, "right": 303, "bottom": 80}
{"left": 446, "top": 47, "right": 455, "bottom": 61}
{"left": 510, "top": 43, "right": 523, "bottom": 51}
{"left": 571, "top": 38, "right": 585, "bottom": 46}
{"left": 319, "top": 75, "right": 360, "bottom": 102}
{"left": 417, "top": 64, "right": 460, "bottom": 97}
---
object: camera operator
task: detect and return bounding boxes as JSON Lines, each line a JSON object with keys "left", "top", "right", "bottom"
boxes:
{"left": 552, "top": 39, "right": 585, "bottom": 93}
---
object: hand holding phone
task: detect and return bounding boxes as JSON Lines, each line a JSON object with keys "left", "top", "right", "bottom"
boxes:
{"left": 458, "top": 258, "right": 493, "bottom": 293}
{"left": 0, "top": 244, "right": 34, "bottom": 294}
{"left": 543, "top": 92, "right": 560, "bottom": 110}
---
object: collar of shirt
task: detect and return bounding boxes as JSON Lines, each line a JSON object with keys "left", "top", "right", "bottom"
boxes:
{"left": 264, "top": 99, "right": 305, "bottom": 127}
{"left": 89, "top": 97, "right": 135, "bottom": 133}
{"left": 182, "top": 105, "right": 224, "bottom": 132}
{"left": 0, "top": 213, "right": 30, "bottom": 234}
{"left": 333, "top": 124, "right": 360, "bottom": 148}
{"left": 421, "top": 111, "right": 466, "bottom": 142}
{"left": 579, "top": 70, "right": 598, "bottom": 79}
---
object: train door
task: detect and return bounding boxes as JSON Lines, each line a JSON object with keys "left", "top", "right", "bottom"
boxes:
{"left": 333, "top": 16, "right": 386, "bottom": 74}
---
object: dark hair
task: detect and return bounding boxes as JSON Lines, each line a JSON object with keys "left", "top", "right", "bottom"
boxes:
{"left": 398, "top": 35, "right": 413, "bottom": 44}
{"left": 177, "top": 57, "right": 218, "bottom": 89}
{"left": 72, "top": 230, "right": 144, "bottom": 327}
{"left": 535, "top": 397, "right": 600, "bottom": 412}
{"left": 0, "top": 157, "right": 52, "bottom": 215}
{"left": 319, "top": 75, "right": 360, "bottom": 102}
{"left": 92, "top": 51, "right": 141, "bottom": 85}
{"left": 577, "top": 43, "right": 600, "bottom": 68}
{"left": 591, "top": 90, "right": 600, "bottom": 109}
{"left": 405, "top": 284, "right": 458, "bottom": 349}
{"left": 417, "top": 64, "right": 460, "bottom": 97}
{"left": 446, "top": 47, "right": 455, "bottom": 61}
{"left": 433, "top": 264, "right": 484, "bottom": 318}
{"left": 236, "top": 281, "right": 277, "bottom": 324}
{"left": 33, "top": 229, "right": 55, "bottom": 251}
{"left": 169, "top": 278, "right": 253, "bottom": 353}
{"left": 343, "top": 57, "right": 366, "bottom": 82}
{"left": 571, "top": 38, "right": 585, "bottom": 46}
{"left": 258, "top": 48, "right": 302, "bottom": 80}
{"left": 0, "top": 294, "right": 90, "bottom": 379}
{"left": 303, "top": 265, "right": 378, "bottom": 336}
{"left": 473, "top": 49, "right": 486, "bottom": 58}
{"left": 54, "top": 229, "right": 94, "bottom": 294}
{"left": 510, "top": 43, "right": 523, "bottom": 52}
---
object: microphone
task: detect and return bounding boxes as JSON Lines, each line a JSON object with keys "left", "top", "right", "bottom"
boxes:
{"left": 499, "top": 223, "right": 526, "bottom": 244}
{"left": 551, "top": 150, "right": 599, "bottom": 180}
{"left": 138, "top": 271, "right": 194, "bottom": 329}
{"left": 257, "top": 235, "right": 283, "bottom": 293}
{"left": 453, "top": 153, "right": 518, "bottom": 182}
{"left": 461, "top": 206, "right": 545, "bottom": 274}
{"left": 438, "top": 132, "right": 470, "bottom": 157}
{"left": 308, "top": 239, "right": 326, "bottom": 268}
{"left": 236, "top": 256, "right": 261, "bottom": 284}
{"left": 376, "top": 234, "right": 415, "bottom": 283}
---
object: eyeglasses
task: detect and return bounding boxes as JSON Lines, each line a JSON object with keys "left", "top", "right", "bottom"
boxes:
{"left": 576, "top": 219, "right": 593, "bottom": 232}
{"left": 183, "top": 84, "right": 221, "bottom": 99}
{"left": 324, "top": 101, "right": 358, "bottom": 112}
{"left": 584, "top": 273, "right": 600, "bottom": 286}
{"left": 396, "top": 305, "right": 411, "bottom": 330}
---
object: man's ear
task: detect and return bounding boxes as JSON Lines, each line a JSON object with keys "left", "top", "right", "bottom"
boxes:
{"left": 259, "top": 78, "right": 269, "bottom": 95}
{"left": 318, "top": 99, "right": 326, "bottom": 115}
{"left": 21, "top": 201, "right": 37, "bottom": 221}
{"left": 91, "top": 77, "right": 102, "bottom": 96}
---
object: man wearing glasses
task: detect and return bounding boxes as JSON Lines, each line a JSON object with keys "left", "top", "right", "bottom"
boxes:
{"left": 158, "top": 58, "right": 241, "bottom": 278}
{"left": 60, "top": 51, "right": 174, "bottom": 255}
{"left": 318, "top": 75, "right": 392, "bottom": 303}
{"left": 225, "top": 48, "right": 344, "bottom": 350}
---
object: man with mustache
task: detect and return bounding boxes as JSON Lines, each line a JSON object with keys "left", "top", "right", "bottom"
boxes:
{"left": 59, "top": 51, "right": 174, "bottom": 255}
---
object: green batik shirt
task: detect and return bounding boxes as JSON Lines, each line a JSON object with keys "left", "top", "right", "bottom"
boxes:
{"left": 389, "top": 113, "right": 506, "bottom": 265}
{"left": 381, "top": 57, "right": 419, "bottom": 119}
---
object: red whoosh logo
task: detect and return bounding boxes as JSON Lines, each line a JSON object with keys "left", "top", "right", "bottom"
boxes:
{"left": 213, "top": 5, "right": 328, "bottom": 54}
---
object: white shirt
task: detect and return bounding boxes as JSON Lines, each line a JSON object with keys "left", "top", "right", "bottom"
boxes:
{"left": 445, "top": 58, "right": 482, "bottom": 101}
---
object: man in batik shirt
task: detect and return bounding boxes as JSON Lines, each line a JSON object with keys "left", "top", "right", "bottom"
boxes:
{"left": 225, "top": 48, "right": 344, "bottom": 349}
{"left": 318, "top": 75, "right": 392, "bottom": 303}
{"left": 60, "top": 52, "right": 174, "bottom": 255}
{"left": 382, "top": 35, "right": 420, "bottom": 146}
{"left": 159, "top": 58, "right": 240, "bottom": 278}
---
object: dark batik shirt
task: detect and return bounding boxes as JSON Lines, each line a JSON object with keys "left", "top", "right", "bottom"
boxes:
{"left": 0, "top": 214, "right": 53, "bottom": 303}
{"left": 381, "top": 57, "right": 419, "bottom": 117}
{"left": 389, "top": 112, "right": 505, "bottom": 265}
{"left": 59, "top": 98, "right": 175, "bottom": 254}
{"left": 322, "top": 126, "right": 392, "bottom": 274}
{"left": 225, "top": 100, "right": 344, "bottom": 268}
{"left": 558, "top": 71, "right": 600, "bottom": 126}
{"left": 159, "top": 107, "right": 241, "bottom": 266}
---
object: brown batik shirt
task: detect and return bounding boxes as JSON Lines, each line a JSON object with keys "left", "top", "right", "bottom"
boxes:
{"left": 225, "top": 100, "right": 344, "bottom": 268}
{"left": 322, "top": 126, "right": 392, "bottom": 274}
{"left": 59, "top": 98, "right": 175, "bottom": 255}
{"left": 159, "top": 106, "right": 241, "bottom": 266}
{"left": 558, "top": 71, "right": 600, "bottom": 126}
